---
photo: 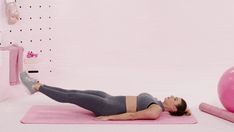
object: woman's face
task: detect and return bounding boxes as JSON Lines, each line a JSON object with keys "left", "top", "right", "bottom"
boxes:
{"left": 164, "top": 96, "right": 182, "bottom": 112}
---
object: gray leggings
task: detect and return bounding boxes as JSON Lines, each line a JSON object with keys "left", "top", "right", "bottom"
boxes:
{"left": 39, "top": 85, "right": 126, "bottom": 116}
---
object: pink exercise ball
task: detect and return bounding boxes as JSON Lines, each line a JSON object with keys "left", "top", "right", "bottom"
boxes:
{"left": 218, "top": 66, "right": 234, "bottom": 113}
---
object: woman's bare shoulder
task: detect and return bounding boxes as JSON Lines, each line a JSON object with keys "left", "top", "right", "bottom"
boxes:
{"left": 148, "top": 104, "right": 163, "bottom": 111}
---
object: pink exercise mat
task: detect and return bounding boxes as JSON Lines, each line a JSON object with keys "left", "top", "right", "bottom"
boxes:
{"left": 21, "top": 105, "right": 197, "bottom": 124}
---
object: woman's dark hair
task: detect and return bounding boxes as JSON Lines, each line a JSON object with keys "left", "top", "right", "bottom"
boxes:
{"left": 169, "top": 98, "right": 190, "bottom": 116}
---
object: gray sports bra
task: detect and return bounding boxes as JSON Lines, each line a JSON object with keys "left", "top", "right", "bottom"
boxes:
{"left": 136, "top": 92, "right": 164, "bottom": 111}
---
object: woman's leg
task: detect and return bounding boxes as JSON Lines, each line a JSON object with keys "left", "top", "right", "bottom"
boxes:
{"left": 20, "top": 71, "right": 110, "bottom": 98}
{"left": 37, "top": 84, "right": 109, "bottom": 116}
{"left": 20, "top": 72, "right": 115, "bottom": 116}
{"left": 44, "top": 85, "right": 111, "bottom": 98}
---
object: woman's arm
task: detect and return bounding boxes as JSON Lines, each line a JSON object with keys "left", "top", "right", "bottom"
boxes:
{"left": 96, "top": 104, "right": 162, "bottom": 121}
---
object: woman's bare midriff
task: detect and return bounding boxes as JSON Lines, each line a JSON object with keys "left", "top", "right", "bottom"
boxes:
{"left": 125, "top": 96, "right": 137, "bottom": 112}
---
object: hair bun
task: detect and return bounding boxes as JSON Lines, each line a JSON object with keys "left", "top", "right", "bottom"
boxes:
{"left": 184, "top": 109, "right": 191, "bottom": 116}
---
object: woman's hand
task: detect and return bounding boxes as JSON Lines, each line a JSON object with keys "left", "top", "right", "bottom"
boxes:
{"left": 95, "top": 116, "right": 111, "bottom": 121}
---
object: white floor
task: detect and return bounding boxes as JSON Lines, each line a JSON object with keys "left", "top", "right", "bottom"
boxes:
{"left": 0, "top": 87, "right": 233, "bottom": 132}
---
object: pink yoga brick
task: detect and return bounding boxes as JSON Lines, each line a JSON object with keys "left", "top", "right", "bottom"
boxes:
{"left": 199, "top": 103, "right": 234, "bottom": 123}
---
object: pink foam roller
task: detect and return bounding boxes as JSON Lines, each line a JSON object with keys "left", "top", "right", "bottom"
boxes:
{"left": 199, "top": 102, "right": 234, "bottom": 123}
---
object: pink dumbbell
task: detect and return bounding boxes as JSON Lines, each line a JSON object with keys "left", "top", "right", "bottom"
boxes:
{"left": 26, "top": 51, "right": 38, "bottom": 58}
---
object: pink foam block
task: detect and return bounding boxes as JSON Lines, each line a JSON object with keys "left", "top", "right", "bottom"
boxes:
{"left": 199, "top": 102, "right": 234, "bottom": 123}
{"left": 21, "top": 105, "right": 197, "bottom": 124}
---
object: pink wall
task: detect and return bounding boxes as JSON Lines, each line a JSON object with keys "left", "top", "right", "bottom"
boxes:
{"left": 1, "top": 0, "right": 234, "bottom": 104}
